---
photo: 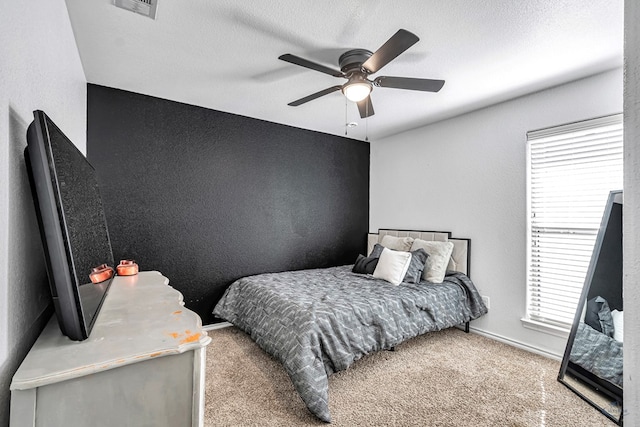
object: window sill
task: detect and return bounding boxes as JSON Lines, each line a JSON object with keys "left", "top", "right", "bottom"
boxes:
{"left": 521, "top": 318, "right": 570, "bottom": 339}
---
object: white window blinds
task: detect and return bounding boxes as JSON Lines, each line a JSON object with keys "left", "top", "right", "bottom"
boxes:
{"left": 526, "top": 114, "right": 623, "bottom": 330}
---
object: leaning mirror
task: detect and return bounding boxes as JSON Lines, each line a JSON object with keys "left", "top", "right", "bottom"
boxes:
{"left": 558, "top": 190, "right": 623, "bottom": 425}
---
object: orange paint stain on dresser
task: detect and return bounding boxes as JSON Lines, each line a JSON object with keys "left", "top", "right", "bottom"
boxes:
{"left": 179, "top": 332, "right": 201, "bottom": 344}
{"left": 172, "top": 310, "right": 182, "bottom": 315}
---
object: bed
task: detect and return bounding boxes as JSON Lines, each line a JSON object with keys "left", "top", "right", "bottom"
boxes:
{"left": 213, "top": 229, "right": 488, "bottom": 422}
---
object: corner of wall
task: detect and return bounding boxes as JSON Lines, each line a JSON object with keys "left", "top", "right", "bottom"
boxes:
{"left": 0, "top": 0, "right": 87, "bottom": 424}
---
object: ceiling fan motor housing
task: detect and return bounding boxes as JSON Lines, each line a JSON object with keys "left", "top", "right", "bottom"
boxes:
{"left": 339, "top": 49, "right": 373, "bottom": 74}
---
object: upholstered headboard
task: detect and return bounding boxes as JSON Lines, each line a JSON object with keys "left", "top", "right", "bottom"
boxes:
{"left": 367, "top": 229, "right": 471, "bottom": 277}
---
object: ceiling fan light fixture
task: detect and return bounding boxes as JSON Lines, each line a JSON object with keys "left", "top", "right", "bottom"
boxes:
{"left": 342, "top": 78, "right": 372, "bottom": 103}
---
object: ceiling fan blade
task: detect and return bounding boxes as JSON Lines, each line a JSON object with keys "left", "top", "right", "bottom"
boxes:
{"left": 374, "top": 76, "right": 445, "bottom": 92}
{"left": 361, "top": 29, "right": 419, "bottom": 74}
{"left": 279, "top": 54, "right": 345, "bottom": 78}
{"left": 288, "top": 85, "right": 343, "bottom": 106}
{"left": 356, "top": 96, "right": 375, "bottom": 118}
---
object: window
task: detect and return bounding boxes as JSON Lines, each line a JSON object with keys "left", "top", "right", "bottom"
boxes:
{"left": 525, "top": 114, "right": 623, "bottom": 333}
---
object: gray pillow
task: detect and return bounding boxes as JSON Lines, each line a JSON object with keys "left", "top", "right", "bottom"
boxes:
{"left": 584, "top": 297, "right": 603, "bottom": 332}
{"left": 403, "top": 248, "right": 429, "bottom": 284}
{"left": 596, "top": 297, "right": 615, "bottom": 338}
{"left": 352, "top": 254, "right": 379, "bottom": 274}
{"left": 370, "top": 243, "right": 385, "bottom": 258}
{"left": 585, "top": 296, "right": 615, "bottom": 338}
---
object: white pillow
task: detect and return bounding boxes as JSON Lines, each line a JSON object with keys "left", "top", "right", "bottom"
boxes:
{"left": 373, "top": 248, "right": 412, "bottom": 286}
{"left": 379, "top": 235, "right": 414, "bottom": 252}
{"left": 611, "top": 309, "right": 623, "bottom": 342}
{"left": 410, "top": 239, "right": 455, "bottom": 283}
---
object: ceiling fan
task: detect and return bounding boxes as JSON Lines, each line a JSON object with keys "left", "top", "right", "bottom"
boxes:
{"left": 279, "top": 29, "right": 445, "bottom": 119}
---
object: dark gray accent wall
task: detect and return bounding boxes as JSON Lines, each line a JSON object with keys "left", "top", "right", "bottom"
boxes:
{"left": 87, "top": 84, "right": 369, "bottom": 323}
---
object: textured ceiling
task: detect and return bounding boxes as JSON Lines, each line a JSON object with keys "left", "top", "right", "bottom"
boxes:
{"left": 64, "top": 0, "right": 623, "bottom": 141}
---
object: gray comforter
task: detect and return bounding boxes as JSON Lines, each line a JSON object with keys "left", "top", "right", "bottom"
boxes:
{"left": 570, "top": 322, "right": 623, "bottom": 387}
{"left": 213, "top": 265, "right": 488, "bottom": 422}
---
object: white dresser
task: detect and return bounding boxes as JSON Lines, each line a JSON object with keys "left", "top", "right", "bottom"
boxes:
{"left": 10, "top": 271, "right": 211, "bottom": 427}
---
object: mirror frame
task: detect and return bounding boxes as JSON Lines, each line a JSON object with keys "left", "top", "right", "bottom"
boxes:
{"left": 558, "top": 190, "right": 623, "bottom": 425}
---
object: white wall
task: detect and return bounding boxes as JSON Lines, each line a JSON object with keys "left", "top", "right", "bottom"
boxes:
{"left": 0, "top": 0, "right": 86, "bottom": 424}
{"left": 371, "top": 68, "right": 623, "bottom": 357}
{"left": 624, "top": 0, "right": 640, "bottom": 423}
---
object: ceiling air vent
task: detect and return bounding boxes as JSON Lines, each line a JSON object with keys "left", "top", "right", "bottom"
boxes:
{"left": 114, "top": 0, "right": 158, "bottom": 20}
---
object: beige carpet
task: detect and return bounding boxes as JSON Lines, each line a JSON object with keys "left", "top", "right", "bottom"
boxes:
{"left": 204, "top": 326, "right": 613, "bottom": 426}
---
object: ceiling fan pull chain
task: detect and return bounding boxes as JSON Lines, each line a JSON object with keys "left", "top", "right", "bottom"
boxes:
{"left": 345, "top": 97, "right": 348, "bottom": 136}
{"left": 365, "top": 110, "right": 369, "bottom": 142}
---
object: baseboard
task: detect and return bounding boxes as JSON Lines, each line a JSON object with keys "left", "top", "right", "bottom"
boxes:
{"left": 469, "top": 327, "right": 563, "bottom": 361}
{"left": 203, "top": 321, "right": 232, "bottom": 331}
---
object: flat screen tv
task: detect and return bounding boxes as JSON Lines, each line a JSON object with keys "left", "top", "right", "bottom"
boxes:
{"left": 25, "top": 110, "right": 114, "bottom": 341}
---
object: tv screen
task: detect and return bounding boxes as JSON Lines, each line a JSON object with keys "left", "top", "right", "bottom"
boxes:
{"left": 25, "top": 110, "right": 114, "bottom": 341}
